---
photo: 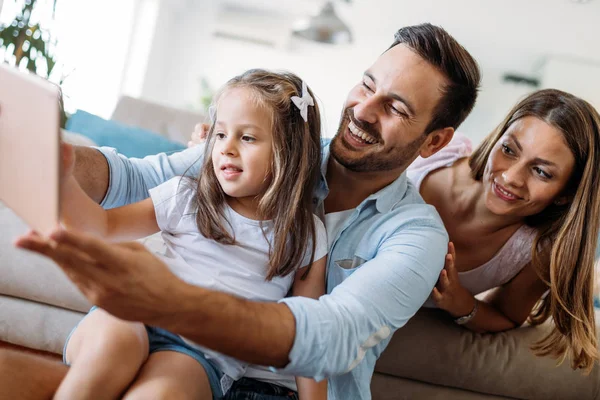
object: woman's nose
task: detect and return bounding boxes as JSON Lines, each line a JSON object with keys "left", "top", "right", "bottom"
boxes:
{"left": 501, "top": 166, "right": 525, "bottom": 187}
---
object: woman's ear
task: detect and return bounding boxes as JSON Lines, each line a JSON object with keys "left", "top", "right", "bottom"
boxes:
{"left": 419, "top": 127, "right": 454, "bottom": 159}
{"left": 554, "top": 196, "right": 570, "bottom": 206}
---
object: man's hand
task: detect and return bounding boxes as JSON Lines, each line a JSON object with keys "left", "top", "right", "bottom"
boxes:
{"left": 187, "top": 123, "right": 210, "bottom": 148}
{"left": 14, "top": 228, "right": 296, "bottom": 366}
{"left": 431, "top": 242, "right": 475, "bottom": 318}
{"left": 14, "top": 229, "right": 183, "bottom": 324}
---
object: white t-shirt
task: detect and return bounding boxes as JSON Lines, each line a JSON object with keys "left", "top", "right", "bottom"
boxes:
{"left": 148, "top": 177, "right": 328, "bottom": 380}
{"left": 244, "top": 209, "right": 354, "bottom": 390}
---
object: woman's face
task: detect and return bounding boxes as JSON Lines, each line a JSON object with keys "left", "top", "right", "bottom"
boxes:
{"left": 483, "top": 116, "right": 576, "bottom": 218}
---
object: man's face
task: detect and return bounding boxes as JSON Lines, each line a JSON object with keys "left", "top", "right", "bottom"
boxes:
{"left": 330, "top": 44, "right": 449, "bottom": 173}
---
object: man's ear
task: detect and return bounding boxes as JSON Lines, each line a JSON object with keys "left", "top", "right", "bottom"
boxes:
{"left": 419, "top": 127, "right": 454, "bottom": 158}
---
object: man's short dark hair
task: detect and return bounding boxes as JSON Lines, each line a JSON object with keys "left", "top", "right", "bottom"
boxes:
{"left": 390, "top": 23, "right": 481, "bottom": 134}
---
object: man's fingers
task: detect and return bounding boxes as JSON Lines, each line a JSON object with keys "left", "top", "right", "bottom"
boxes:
{"left": 50, "top": 230, "right": 121, "bottom": 261}
{"left": 15, "top": 234, "right": 56, "bottom": 256}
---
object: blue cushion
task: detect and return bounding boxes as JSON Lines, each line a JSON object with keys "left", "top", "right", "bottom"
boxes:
{"left": 65, "top": 110, "right": 186, "bottom": 158}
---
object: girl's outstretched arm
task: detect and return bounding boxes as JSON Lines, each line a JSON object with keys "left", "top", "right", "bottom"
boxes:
{"left": 61, "top": 143, "right": 159, "bottom": 241}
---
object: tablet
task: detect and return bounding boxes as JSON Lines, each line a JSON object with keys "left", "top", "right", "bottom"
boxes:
{"left": 0, "top": 64, "right": 61, "bottom": 236}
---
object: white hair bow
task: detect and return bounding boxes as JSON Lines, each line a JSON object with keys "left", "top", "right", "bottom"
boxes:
{"left": 291, "top": 81, "right": 314, "bottom": 122}
{"left": 208, "top": 105, "right": 217, "bottom": 123}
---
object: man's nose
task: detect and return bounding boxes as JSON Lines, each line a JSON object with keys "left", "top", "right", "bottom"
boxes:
{"left": 352, "top": 94, "right": 379, "bottom": 125}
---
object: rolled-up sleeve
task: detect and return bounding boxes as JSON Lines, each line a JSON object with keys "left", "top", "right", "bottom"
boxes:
{"left": 97, "top": 145, "right": 205, "bottom": 209}
{"left": 276, "top": 221, "right": 447, "bottom": 380}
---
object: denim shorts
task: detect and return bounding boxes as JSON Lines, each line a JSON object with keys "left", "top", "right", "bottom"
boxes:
{"left": 64, "top": 307, "right": 226, "bottom": 398}
{"left": 224, "top": 378, "right": 299, "bottom": 400}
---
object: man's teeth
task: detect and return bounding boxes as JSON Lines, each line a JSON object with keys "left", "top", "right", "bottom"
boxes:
{"left": 348, "top": 121, "right": 377, "bottom": 144}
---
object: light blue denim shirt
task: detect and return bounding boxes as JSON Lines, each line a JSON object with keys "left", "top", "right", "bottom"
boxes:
{"left": 97, "top": 142, "right": 448, "bottom": 400}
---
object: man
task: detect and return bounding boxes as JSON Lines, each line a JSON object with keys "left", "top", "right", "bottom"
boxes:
{"left": 2, "top": 23, "right": 480, "bottom": 399}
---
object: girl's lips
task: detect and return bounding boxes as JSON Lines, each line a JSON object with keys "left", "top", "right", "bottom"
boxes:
{"left": 221, "top": 165, "right": 243, "bottom": 180}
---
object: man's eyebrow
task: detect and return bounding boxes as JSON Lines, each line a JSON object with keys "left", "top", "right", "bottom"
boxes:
{"left": 364, "top": 71, "right": 416, "bottom": 117}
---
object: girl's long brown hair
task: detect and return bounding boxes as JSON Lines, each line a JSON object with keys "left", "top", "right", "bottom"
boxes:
{"left": 193, "top": 69, "right": 322, "bottom": 280}
{"left": 469, "top": 89, "right": 600, "bottom": 373}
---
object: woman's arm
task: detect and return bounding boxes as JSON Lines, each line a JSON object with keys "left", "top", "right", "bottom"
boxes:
{"left": 432, "top": 243, "right": 548, "bottom": 333}
{"left": 292, "top": 256, "right": 328, "bottom": 399}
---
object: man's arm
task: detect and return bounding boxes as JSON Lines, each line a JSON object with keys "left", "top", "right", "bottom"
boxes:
{"left": 16, "top": 216, "right": 447, "bottom": 376}
{"left": 71, "top": 145, "right": 205, "bottom": 207}
{"left": 72, "top": 146, "right": 110, "bottom": 203}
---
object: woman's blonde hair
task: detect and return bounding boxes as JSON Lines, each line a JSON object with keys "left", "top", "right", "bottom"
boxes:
{"left": 193, "top": 69, "right": 322, "bottom": 280}
{"left": 469, "top": 89, "right": 600, "bottom": 373}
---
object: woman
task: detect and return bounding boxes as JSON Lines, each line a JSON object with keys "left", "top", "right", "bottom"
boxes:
{"left": 407, "top": 89, "right": 600, "bottom": 373}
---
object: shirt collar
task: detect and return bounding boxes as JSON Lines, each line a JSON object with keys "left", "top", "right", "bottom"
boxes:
{"left": 321, "top": 141, "right": 409, "bottom": 214}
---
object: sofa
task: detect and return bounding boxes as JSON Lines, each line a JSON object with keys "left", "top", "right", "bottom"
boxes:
{"left": 1, "top": 96, "right": 599, "bottom": 399}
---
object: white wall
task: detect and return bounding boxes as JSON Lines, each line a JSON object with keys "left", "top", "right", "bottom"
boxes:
{"left": 134, "top": 0, "right": 600, "bottom": 144}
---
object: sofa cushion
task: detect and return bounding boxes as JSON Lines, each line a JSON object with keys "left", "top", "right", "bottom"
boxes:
{"left": 65, "top": 110, "right": 186, "bottom": 158}
{"left": 0, "top": 202, "right": 91, "bottom": 313}
{"left": 375, "top": 308, "right": 600, "bottom": 400}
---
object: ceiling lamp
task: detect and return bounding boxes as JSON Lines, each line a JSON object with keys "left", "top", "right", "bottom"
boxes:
{"left": 292, "top": 1, "right": 353, "bottom": 45}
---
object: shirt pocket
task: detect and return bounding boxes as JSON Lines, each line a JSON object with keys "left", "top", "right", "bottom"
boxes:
{"left": 329, "top": 256, "right": 368, "bottom": 283}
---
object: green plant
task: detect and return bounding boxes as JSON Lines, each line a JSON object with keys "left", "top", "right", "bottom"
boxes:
{"left": 0, "top": 0, "right": 58, "bottom": 77}
{"left": 1, "top": 0, "right": 67, "bottom": 126}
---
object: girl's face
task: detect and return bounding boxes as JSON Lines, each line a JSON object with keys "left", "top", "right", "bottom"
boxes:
{"left": 482, "top": 116, "right": 576, "bottom": 218}
{"left": 212, "top": 87, "right": 273, "bottom": 202}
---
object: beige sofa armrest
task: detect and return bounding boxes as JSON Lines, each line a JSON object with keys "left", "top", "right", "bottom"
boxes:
{"left": 375, "top": 308, "right": 600, "bottom": 400}
{"left": 110, "top": 96, "right": 206, "bottom": 145}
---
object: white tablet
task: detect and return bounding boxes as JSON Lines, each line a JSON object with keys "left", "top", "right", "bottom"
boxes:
{"left": 0, "top": 64, "right": 61, "bottom": 236}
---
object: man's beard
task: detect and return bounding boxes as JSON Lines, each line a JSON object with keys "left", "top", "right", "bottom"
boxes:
{"left": 330, "top": 107, "right": 425, "bottom": 173}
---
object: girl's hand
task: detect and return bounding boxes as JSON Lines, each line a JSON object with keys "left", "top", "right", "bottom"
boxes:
{"left": 187, "top": 123, "right": 210, "bottom": 148}
{"left": 61, "top": 142, "right": 76, "bottom": 181}
{"left": 431, "top": 242, "right": 474, "bottom": 318}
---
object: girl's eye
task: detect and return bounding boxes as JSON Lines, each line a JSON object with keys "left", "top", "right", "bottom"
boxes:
{"left": 533, "top": 167, "right": 552, "bottom": 180}
{"left": 216, "top": 132, "right": 226, "bottom": 139}
{"left": 242, "top": 135, "right": 255, "bottom": 142}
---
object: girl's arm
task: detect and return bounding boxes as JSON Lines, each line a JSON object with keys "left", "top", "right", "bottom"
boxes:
{"left": 432, "top": 243, "right": 548, "bottom": 333}
{"left": 292, "top": 256, "right": 328, "bottom": 400}
{"left": 62, "top": 175, "right": 159, "bottom": 242}
{"left": 60, "top": 142, "right": 159, "bottom": 241}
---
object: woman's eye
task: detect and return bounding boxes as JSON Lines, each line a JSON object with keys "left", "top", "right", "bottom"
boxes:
{"left": 534, "top": 167, "right": 552, "bottom": 180}
{"left": 362, "top": 82, "right": 374, "bottom": 92}
{"left": 501, "top": 144, "right": 514, "bottom": 155}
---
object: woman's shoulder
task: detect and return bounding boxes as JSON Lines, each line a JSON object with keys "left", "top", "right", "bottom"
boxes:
{"left": 407, "top": 133, "right": 473, "bottom": 190}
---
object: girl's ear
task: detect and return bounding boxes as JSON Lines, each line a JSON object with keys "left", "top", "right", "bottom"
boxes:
{"left": 419, "top": 127, "right": 454, "bottom": 159}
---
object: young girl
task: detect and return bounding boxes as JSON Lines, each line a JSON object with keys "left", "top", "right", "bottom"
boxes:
{"left": 50, "top": 70, "right": 328, "bottom": 399}
{"left": 408, "top": 89, "right": 600, "bottom": 373}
